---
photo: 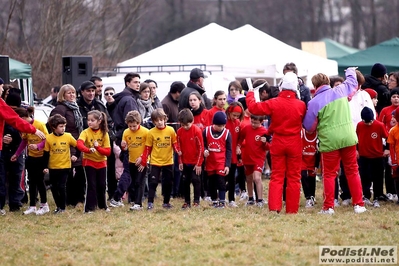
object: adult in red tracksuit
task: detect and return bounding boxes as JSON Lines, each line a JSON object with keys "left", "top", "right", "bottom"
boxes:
{"left": 246, "top": 72, "right": 306, "bottom": 213}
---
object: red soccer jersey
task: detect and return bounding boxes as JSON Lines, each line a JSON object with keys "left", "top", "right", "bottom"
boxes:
{"left": 356, "top": 120, "right": 388, "bottom": 158}
{"left": 238, "top": 124, "right": 269, "bottom": 166}
{"left": 205, "top": 126, "right": 229, "bottom": 172}
{"left": 226, "top": 118, "right": 240, "bottom": 164}
{"left": 193, "top": 109, "right": 210, "bottom": 131}
{"left": 207, "top": 106, "right": 225, "bottom": 124}
{"left": 378, "top": 105, "right": 397, "bottom": 132}
{"left": 177, "top": 124, "right": 204, "bottom": 166}
{"left": 301, "top": 129, "right": 318, "bottom": 170}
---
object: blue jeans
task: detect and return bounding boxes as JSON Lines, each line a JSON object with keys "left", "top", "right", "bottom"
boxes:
{"left": 0, "top": 151, "right": 25, "bottom": 209}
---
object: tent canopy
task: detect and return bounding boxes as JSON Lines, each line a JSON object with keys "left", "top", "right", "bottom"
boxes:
{"left": 337, "top": 37, "right": 399, "bottom": 75}
{"left": 118, "top": 23, "right": 338, "bottom": 84}
{"left": 321, "top": 38, "right": 359, "bottom": 60}
{"left": 9, "top": 58, "right": 32, "bottom": 79}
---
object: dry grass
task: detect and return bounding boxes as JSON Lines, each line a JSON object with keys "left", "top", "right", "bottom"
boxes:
{"left": 1, "top": 179, "right": 398, "bottom": 266}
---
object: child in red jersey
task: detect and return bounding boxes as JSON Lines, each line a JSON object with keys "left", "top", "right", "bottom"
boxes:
{"left": 388, "top": 107, "right": 399, "bottom": 203}
{"left": 237, "top": 114, "right": 269, "bottom": 207}
{"left": 301, "top": 128, "right": 319, "bottom": 208}
{"left": 225, "top": 102, "right": 244, "bottom": 207}
{"left": 237, "top": 97, "right": 250, "bottom": 200}
{"left": 189, "top": 91, "right": 210, "bottom": 131}
{"left": 207, "top": 90, "right": 226, "bottom": 123}
{"left": 77, "top": 110, "right": 111, "bottom": 213}
{"left": 203, "top": 111, "right": 232, "bottom": 208}
{"left": 177, "top": 109, "right": 204, "bottom": 209}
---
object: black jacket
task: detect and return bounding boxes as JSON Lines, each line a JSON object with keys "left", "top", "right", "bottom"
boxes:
{"left": 362, "top": 75, "right": 390, "bottom": 113}
{"left": 179, "top": 81, "right": 212, "bottom": 111}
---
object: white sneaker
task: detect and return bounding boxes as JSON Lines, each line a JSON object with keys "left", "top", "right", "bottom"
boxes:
{"left": 256, "top": 201, "right": 264, "bottom": 208}
{"left": 0, "top": 209, "right": 6, "bottom": 215}
{"left": 36, "top": 204, "right": 50, "bottom": 215}
{"left": 24, "top": 206, "right": 37, "bottom": 215}
{"left": 341, "top": 199, "right": 351, "bottom": 206}
{"left": 305, "top": 198, "right": 315, "bottom": 208}
{"left": 204, "top": 197, "right": 212, "bottom": 202}
{"left": 130, "top": 204, "right": 143, "bottom": 211}
{"left": 334, "top": 199, "right": 340, "bottom": 207}
{"left": 109, "top": 199, "right": 124, "bottom": 207}
{"left": 318, "top": 208, "right": 334, "bottom": 215}
{"left": 239, "top": 191, "right": 248, "bottom": 201}
{"left": 373, "top": 200, "right": 380, "bottom": 208}
{"left": 228, "top": 201, "right": 238, "bottom": 208}
{"left": 354, "top": 205, "right": 367, "bottom": 213}
{"left": 363, "top": 198, "right": 373, "bottom": 206}
{"left": 386, "top": 193, "right": 394, "bottom": 201}
{"left": 392, "top": 194, "right": 398, "bottom": 202}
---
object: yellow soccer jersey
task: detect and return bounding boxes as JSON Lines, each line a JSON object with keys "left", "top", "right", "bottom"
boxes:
{"left": 146, "top": 126, "right": 177, "bottom": 166}
{"left": 78, "top": 128, "right": 111, "bottom": 162}
{"left": 44, "top": 133, "right": 77, "bottom": 169}
{"left": 122, "top": 126, "right": 149, "bottom": 163}
{"left": 21, "top": 119, "right": 49, "bottom": 157}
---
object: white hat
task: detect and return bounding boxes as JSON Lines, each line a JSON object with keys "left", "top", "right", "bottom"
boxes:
{"left": 280, "top": 72, "right": 298, "bottom": 92}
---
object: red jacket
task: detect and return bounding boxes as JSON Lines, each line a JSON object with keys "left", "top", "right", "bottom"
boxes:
{"left": 177, "top": 124, "right": 204, "bottom": 166}
{"left": 0, "top": 99, "right": 36, "bottom": 151}
{"left": 226, "top": 118, "right": 240, "bottom": 164}
{"left": 247, "top": 90, "right": 306, "bottom": 136}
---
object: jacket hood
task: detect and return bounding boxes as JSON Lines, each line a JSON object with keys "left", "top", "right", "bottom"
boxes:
{"left": 362, "top": 74, "right": 383, "bottom": 89}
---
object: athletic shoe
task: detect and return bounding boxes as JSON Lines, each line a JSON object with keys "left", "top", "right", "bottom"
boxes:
{"left": 23, "top": 206, "right": 37, "bottom": 215}
{"left": 386, "top": 193, "right": 394, "bottom": 202}
{"left": 162, "top": 203, "right": 173, "bottom": 209}
{"left": 53, "top": 208, "right": 65, "bottom": 214}
{"left": 373, "top": 200, "right": 380, "bottom": 208}
{"left": 363, "top": 198, "right": 373, "bottom": 206}
{"left": 305, "top": 198, "right": 315, "bottom": 208}
{"left": 354, "top": 205, "right": 367, "bottom": 214}
{"left": 215, "top": 202, "right": 225, "bottom": 209}
{"left": 147, "top": 202, "right": 154, "bottom": 210}
{"left": 0, "top": 209, "right": 6, "bottom": 216}
{"left": 228, "top": 201, "right": 238, "bottom": 208}
{"left": 318, "top": 208, "right": 334, "bottom": 215}
{"left": 391, "top": 194, "right": 398, "bottom": 202}
{"left": 130, "top": 204, "right": 143, "bottom": 211}
{"left": 204, "top": 197, "right": 212, "bottom": 202}
{"left": 334, "top": 199, "right": 340, "bottom": 207}
{"left": 246, "top": 200, "right": 255, "bottom": 206}
{"left": 36, "top": 204, "right": 50, "bottom": 215}
{"left": 109, "top": 199, "right": 124, "bottom": 208}
{"left": 181, "top": 203, "right": 190, "bottom": 210}
{"left": 256, "top": 201, "right": 265, "bottom": 208}
{"left": 239, "top": 191, "right": 248, "bottom": 201}
{"left": 341, "top": 199, "right": 351, "bottom": 206}
{"left": 192, "top": 202, "right": 200, "bottom": 208}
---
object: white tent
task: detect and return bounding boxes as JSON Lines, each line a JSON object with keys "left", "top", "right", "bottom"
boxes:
{"left": 226, "top": 25, "right": 338, "bottom": 81}
{"left": 117, "top": 23, "right": 338, "bottom": 86}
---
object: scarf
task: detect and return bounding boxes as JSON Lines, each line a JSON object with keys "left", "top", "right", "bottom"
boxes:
{"left": 137, "top": 98, "right": 154, "bottom": 120}
{"left": 191, "top": 104, "right": 204, "bottom": 116}
{"left": 63, "top": 100, "right": 83, "bottom": 133}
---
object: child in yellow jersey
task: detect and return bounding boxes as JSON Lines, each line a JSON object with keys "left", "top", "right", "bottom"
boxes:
{"left": 43, "top": 114, "right": 78, "bottom": 214}
{"left": 109, "top": 110, "right": 149, "bottom": 210}
{"left": 141, "top": 108, "right": 181, "bottom": 210}
{"left": 77, "top": 110, "right": 111, "bottom": 213}
{"left": 12, "top": 107, "right": 50, "bottom": 215}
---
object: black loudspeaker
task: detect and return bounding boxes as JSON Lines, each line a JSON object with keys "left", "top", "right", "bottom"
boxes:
{"left": 0, "top": 56, "right": 10, "bottom": 84}
{"left": 62, "top": 56, "right": 92, "bottom": 89}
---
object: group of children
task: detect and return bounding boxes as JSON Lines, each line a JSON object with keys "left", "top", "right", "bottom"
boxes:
{"left": 11, "top": 76, "right": 399, "bottom": 215}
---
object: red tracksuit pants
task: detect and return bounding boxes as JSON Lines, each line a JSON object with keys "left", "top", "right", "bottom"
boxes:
{"left": 268, "top": 135, "right": 302, "bottom": 213}
{"left": 321, "top": 145, "right": 364, "bottom": 210}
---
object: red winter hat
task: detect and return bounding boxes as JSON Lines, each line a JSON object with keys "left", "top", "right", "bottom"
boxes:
{"left": 364, "top": 88, "right": 377, "bottom": 99}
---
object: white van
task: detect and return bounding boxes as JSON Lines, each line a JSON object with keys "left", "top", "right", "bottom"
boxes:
{"left": 99, "top": 71, "right": 236, "bottom": 103}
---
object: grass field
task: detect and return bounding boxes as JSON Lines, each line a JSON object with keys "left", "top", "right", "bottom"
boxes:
{"left": 1, "top": 179, "right": 398, "bottom": 266}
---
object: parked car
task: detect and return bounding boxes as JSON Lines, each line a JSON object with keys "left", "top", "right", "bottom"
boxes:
{"left": 33, "top": 103, "right": 53, "bottom": 124}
